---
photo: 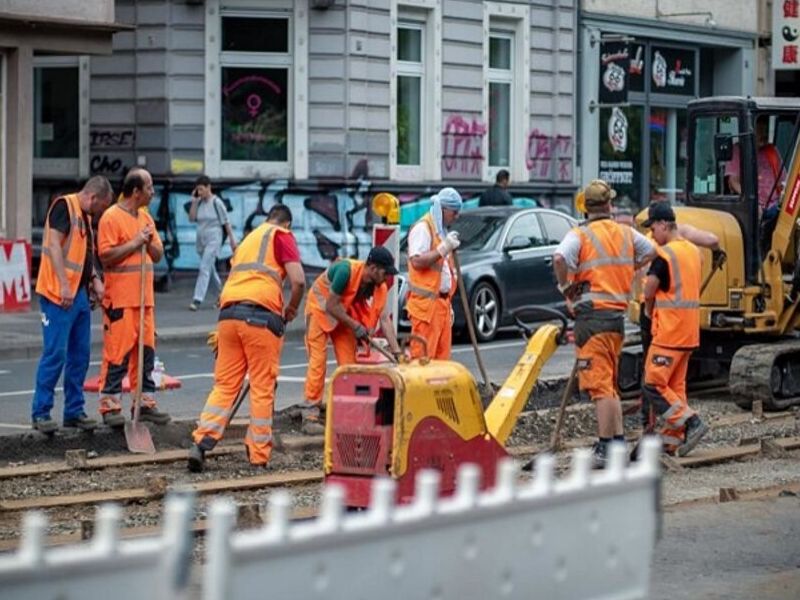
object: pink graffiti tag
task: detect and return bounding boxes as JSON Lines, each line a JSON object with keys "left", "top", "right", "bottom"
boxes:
{"left": 525, "top": 130, "right": 573, "bottom": 182}
{"left": 441, "top": 115, "right": 486, "bottom": 176}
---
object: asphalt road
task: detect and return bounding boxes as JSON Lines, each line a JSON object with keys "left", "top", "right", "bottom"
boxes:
{"left": 0, "top": 333, "right": 576, "bottom": 434}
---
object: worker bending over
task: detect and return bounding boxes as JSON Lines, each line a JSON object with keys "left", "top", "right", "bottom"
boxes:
{"left": 642, "top": 203, "right": 709, "bottom": 456}
{"left": 301, "top": 246, "right": 402, "bottom": 433}
{"left": 97, "top": 169, "right": 170, "bottom": 426}
{"left": 188, "top": 204, "right": 305, "bottom": 471}
{"left": 406, "top": 187, "right": 462, "bottom": 360}
{"left": 554, "top": 179, "right": 655, "bottom": 468}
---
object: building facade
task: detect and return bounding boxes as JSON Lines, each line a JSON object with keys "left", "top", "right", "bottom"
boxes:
{"left": 578, "top": 0, "right": 760, "bottom": 211}
{"left": 22, "top": 0, "right": 578, "bottom": 271}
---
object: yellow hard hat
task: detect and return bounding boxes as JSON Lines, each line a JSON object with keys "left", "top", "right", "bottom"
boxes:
{"left": 372, "top": 192, "right": 400, "bottom": 224}
{"left": 575, "top": 190, "right": 586, "bottom": 214}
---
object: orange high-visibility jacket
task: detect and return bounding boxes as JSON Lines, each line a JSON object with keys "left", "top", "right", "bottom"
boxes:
{"left": 652, "top": 239, "right": 701, "bottom": 349}
{"left": 305, "top": 259, "right": 388, "bottom": 332}
{"left": 36, "top": 194, "right": 89, "bottom": 304}
{"left": 220, "top": 222, "right": 290, "bottom": 315}
{"left": 406, "top": 213, "right": 455, "bottom": 322}
{"left": 97, "top": 204, "right": 160, "bottom": 309}
{"left": 572, "top": 218, "right": 635, "bottom": 312}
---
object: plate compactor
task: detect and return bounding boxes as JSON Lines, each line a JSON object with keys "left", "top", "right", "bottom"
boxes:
{"left": 324, "top": 309, "right": 566, "bottom": 507}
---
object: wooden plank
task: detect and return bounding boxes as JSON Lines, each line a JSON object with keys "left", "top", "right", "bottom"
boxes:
{"left": 675, "top": 444, "right": 760, "bottom": 468}
{"left": 712, "top": 411, "right": 793, "bottom": 428}
{"left": 0, "top": 470, "right": 323, "bottom": 513}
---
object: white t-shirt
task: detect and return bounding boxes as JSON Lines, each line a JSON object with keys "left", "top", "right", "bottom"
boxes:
{"left": 408, "top": 221, "right": 454, "bottom": 293}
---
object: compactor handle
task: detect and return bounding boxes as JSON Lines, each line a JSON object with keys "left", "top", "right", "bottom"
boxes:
{"left": 401, "top": 333, "right": 429, "bottom": 361}
{"left": 510, "top": 305, "right": 570, "bottom": 344}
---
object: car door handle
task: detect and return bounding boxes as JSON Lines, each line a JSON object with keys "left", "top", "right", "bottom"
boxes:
{"left": 543, "top": 256, "right": 553, "bottom": 266}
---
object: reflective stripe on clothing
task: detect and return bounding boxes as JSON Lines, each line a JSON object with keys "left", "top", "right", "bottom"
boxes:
{"left": 651, "top": 239, "right": 701, "bottom": 349}
{"left": 36, "top": 194, "right": 90, "bottom": 305}
{"left": 407, "top": 213, "right": 456, "bottom": 323}
{"left": 642, "top": 344, "right": 695, "bottom": 447}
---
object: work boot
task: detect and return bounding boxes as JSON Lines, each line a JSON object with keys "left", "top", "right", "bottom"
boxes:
{"left": 32, "top": 417, "right": 58, "bottom": 435}
{"left": 187, "top": 444, "right": 205, "bottom": 473}
{"left": 137, "top": 405, "right": 172, "bottom": 425}
{"left": 591, "top": 440, "right": 609, "bottom": 470}
{"left": 300, "top": 404, "right": 325, "bottom": 435}
{"left": 677, "top": 416, "right": 709, "bottom": 457}
{"left": 102, "top": 411, "right": 126, "bottom": 428}
{"left": 63, "top": 414, "right": 98, "bottom": 432}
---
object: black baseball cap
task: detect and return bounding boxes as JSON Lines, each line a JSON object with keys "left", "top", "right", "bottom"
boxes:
{"left": 367, "top": 246, "right": 399, "bottom": 275}
{"left": 642, "top": 202, "right": 676, "bottom": 227}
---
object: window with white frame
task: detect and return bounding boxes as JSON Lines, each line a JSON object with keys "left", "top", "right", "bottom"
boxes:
{"left": 488, "top": 32, "right": 512, "bottom": 168}
{"left": 206, "top": 0, "right": 307, "bottom": 179}
{"left": 33, "top": 55, "right": 88, "bottom": 177}
{"left": 396, "top": 23, "right": 423, "bottom": 167}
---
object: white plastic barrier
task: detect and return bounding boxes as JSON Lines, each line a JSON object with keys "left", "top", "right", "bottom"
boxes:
{"left": 0, "top": 492, "right": 195, "bottom": 600}
{"left": 205, "top": 439, "right": 662, "bottom": 600}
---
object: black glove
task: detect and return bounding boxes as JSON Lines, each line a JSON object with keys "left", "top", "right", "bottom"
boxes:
{"left": 711, "top": 248, "right": 727, "bottom": 267}
{"left": 353, "top": 324, "right": 369, "bottom": 340}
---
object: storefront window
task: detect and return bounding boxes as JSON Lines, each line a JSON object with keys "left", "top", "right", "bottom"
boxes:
{"left": 34, "top": 66, "right": 79, "bottom": 159}
{"left": 649, "top": 108, "right": 688, "bottom": 203}
{"left": 691, "top": 114, "right": 739, "bottom": 196}
{"left": 599, "top": 105, "right": 643, "bottom": 208}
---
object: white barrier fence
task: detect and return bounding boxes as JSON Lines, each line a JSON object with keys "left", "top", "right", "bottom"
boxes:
{"left": 0, "top": 439, "right": 662, "bottom": 600}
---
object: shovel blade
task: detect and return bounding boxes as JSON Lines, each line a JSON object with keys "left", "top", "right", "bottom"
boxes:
{"left": 124, "top": 421, "right": 156, "bottom": 454}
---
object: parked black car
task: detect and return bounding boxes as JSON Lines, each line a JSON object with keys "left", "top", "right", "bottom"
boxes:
{"left": 397, "top": 206, "right": 577, "bottom": 341}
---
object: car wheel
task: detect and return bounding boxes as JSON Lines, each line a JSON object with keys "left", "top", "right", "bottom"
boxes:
{"left": 470, "top": 281, "right": 500, "bottom": 343}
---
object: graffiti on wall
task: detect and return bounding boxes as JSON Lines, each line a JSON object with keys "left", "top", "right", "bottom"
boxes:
{"left": 90, "top": 128, "right": 135, "bottom": 176}
{"left": 441, "top": 115, "right": 486, "bottom": 178}
{"left": 526, "top": 130, "right": 573, "bottom": 182}
{"left": 0, "top": 240, "right": 32, "bottom": 312}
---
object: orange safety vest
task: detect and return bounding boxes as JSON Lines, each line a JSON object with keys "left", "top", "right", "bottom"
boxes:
{"left": 406, "top": 213, "right": 455, "bottom": 322}
{"left": 220, "top": 222, "right": 289, "bottom": 314}
{"left": 572, "top": 218, "right": 635, "bottom": 312}
{"left": 36, "top": 194, "right": 89, "bottom": 305}
{"left": 305, "top": 259, "right": 388, "bottom": 332}
{"left": 98, "top": 204, "right": 158, "bottom": 309}
{"left": 652, "top": 239, "right": 701, "bottom": 349}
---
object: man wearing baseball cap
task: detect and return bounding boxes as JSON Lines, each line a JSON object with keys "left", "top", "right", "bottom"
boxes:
{"left": 406, "top": 187, "right": 463, "bottom": 360}
{"left": 301, "top": 246, "right": 402, "bottom": 433}
{"left": 641, "top": 202, "right": 709, "bottom": 457}
{"left": 553, "top": 179, "right": 656, "bottom": 468}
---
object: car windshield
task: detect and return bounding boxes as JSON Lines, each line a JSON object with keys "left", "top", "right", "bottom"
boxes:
{"left": 449, "top": 214, "right": 506, "bottom": 251}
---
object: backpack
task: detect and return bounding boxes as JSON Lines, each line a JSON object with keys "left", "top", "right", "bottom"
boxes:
{"left": 211, "top": 197, "right": 229, "bottom": 245}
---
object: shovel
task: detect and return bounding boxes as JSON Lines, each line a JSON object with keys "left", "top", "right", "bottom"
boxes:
{"left": 125, "top": 244, "right": 156, "bottom": 454}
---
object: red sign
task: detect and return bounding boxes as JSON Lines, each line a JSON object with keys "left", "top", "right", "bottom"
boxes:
{"left": 784, "top": 176, "right": 800, "bottom": 216}
{"left": 0, "top": 239, "right": 32, "bottom": 312}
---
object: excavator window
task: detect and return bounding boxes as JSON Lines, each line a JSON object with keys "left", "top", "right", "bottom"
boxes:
{"left": 691, "top": 114, "right": 741, "bottom": 198}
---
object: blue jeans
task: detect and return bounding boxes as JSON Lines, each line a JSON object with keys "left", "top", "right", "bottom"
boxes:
{"left": 32, "top": 288, "right": 92, "bottom": 421}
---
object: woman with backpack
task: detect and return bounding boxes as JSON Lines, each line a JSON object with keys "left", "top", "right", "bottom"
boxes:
{"left": 187, "top": 175, "right": 237, "bottom": 311}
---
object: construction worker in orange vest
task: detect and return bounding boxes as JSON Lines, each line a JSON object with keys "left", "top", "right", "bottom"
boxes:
{"left": 301, "top": 246, "right": 403, "bottom": 433}
{"left": 406, "top": 187, "right": 462, "bottom": 360}
{"left": 97, "top": 169, "right": 171, "bottom": 427}
{"left": 553, "top": 180, "right": 656, "bottom": 468}
{"left": 642, "top": 202, "right": 709, "bottom": 456}
{"left": 188, "top": 204, "right": 305, "bottom": 471}
{"left": 32, "top": 176, "right": 114, "bottom": 434}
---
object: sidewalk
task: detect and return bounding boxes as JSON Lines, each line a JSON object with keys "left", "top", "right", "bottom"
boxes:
{"left": 0, "top": 272, "right": 308, "bottom": 361}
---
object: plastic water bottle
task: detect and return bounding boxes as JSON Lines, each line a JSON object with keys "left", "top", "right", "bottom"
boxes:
{"left": 152, "top": 357, "right": 165, "bottom": 390}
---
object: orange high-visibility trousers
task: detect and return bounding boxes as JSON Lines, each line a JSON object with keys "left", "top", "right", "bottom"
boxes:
{"left": 575, "top": 331, "right": 623, "bottom": 401}
{"left": 304, "top": 313, "right": 358, "bottom": 404}
{"left": 98, "top": 305, "right": 159, "bottom": 414}
{"left": 192, "top": 319, "right": 282, "bottom": 465}
{"left": 642, "top": 344, "right": 694, "bottom": 451}
{"left": 410, "top": 297, "right": 452, "bottom": 360}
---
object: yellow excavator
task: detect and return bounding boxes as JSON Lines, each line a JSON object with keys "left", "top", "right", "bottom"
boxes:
{"left": 624, "top": 96, "right": 800, "bottom": 411}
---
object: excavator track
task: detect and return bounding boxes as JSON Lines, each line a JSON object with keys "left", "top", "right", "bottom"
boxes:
{"left": 729, "top": 339, "right": 800, "bottom": 411}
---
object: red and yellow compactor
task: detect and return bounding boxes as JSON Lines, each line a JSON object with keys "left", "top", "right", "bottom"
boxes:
{"left": 324, "top": 314, "right": 565, "bottom": 508}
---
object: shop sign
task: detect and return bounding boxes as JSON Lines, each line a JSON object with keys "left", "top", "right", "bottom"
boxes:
{"left": 773, "top": 0, "right": 800, "bottom": 70}
{"left": 607, "top": 107, "right": 629, "bottom": 153}
{"left": 598, "top": 40, "right": 629, "bottom": 104}
{"left": 650, "top": 46, "right": 695, "bottom": 95}
{"left": 599, "top": 160, "right": 635, "bottom": 185}
{"left": 628, "top": 43, "right": 645, "bottom": 92}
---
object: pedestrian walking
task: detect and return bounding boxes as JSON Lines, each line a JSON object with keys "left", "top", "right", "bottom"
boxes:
{"left": 406, "top": 187, "right": 462, "bottom": 360}
{"left": 31, "top": 176, "right": 114, "bottom": 433}
{"left": 301, "top": 247, "right": 402, "bottom": 433}
{"left": 641, "top": 203, "right": 709, "bottom": 456}
{"left": 187, "top": 175, "right": 236, "bottom": 311}
{"left": 553, "top": 179, "right": 655, "bottom": 468}
{"left": 188, "top": 204, "right": 305, "bottom": 471}
{"left": 478, "top": 169, "right": 513, "bottom": 207}
{"left": 97, "top": 169, "right": 171, "bottom": 427}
